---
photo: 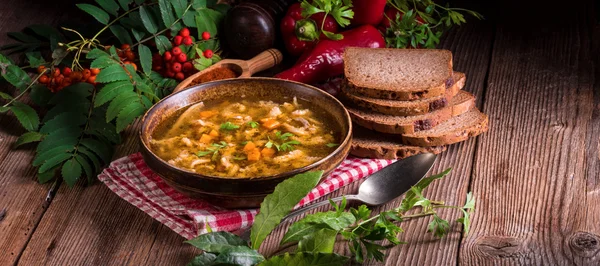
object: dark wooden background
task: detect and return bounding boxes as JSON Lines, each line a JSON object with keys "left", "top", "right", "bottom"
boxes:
{"left": 0, "top": 0, "right": 599, "bottom": 265}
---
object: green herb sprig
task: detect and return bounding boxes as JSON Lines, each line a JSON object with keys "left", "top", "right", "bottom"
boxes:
{"left": 265, "top": 131, "right": 301, "bottom": 152}
{"left": 300, "top": 0, "right": 354, "bottom": 40}
{"left": 220, "top": 121, "right": 240, "bottom": 131}
{"left": 197, "top": 141, "right": 227, "bottom": 161}
{"left": 185, "top": 168, "right": 475, "bottom": 265}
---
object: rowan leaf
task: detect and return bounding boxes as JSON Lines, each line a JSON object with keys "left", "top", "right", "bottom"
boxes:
{"left": 13, "top": 131, "right": 44, "bottom": 148}
{"left": 195, "top": 9, "right": 217, "bottom": 36}
{"left": 182, "top": 10, "right": 197, "bottom": 27}
{"left": 78, "top": 146, "right": 102, "bottom": 171}
{"left": 170, "top": 0, "right": 188, "bottom": 17}
{"left": 95, "top": 64, "right": 130, "bottom": 83}
{"left": 116, "top": 101, "right": 145, "bottom": 132}
{"left": 95, "top": 0, "right": 119, "bottom": 16}
{"left": 139, "top": 6, "right": 159, "bottom": 34}
{"left": 158, "top": 0, "right": 176, "bottom": 28}
{"left": 80, "top": 138, "right": 113, "bottom": 163}
{"left": 106, "top": 90, "right": 138, "bottom": 122}
{"left": 36, "top": 127, "right": 81, "bottom": 153}
{"left": 75, "top": 155, "right": 95, "bottom": 184}
{"left": 154, "top": 35, "right": 172, "bottom": 54}
{"left": 118, "top": 0, "right": 132, "bottom": 11}
{"left": 37, "top": 165, "right": 59, "bottom": 184}
{"left": 33, "top": 144, "right": 74, "bottom": 166}
{"left": 39, "top": 112, "right": 87, "bottom": 134}
{"left": 29, "top": 84, "right": 53, "bottom": 106}
{"left": 95, "top": 81, "right": 134, "bottom": 107}
{"left": 2, "top": 65, "right": 31, "bottom": 91}
{"left": 86, "top": 48, "right": 107, "bottom": 59}
{"left": 138, "top": 44, "right": 152, "bottom": 76}
{"left": 109, "top": 25, "right": 133, "bottom": 46}
{"left": 61, "top": 158, "right": 82, "bottom": 187}
{"left": 77, "top": 4, "right": 110, "bottom": 25}
{"left": 0, "top": 91, "right": 13, "bottom": 100}
{"left": 38, "top": 152, "right": 72, "bottom": 173}
{"left": 10, "top": 102, "right": 40, "bottom": 132}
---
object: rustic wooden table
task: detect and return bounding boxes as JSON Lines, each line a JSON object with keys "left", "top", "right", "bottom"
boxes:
{"left": 1, "top": 1, "right": 599, "bottom": 265}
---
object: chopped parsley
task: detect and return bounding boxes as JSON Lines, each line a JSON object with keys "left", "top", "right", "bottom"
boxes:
{"left": 326, "top": 143, "right": 339, "bottom": 148}
{"left": 266, "top": 132, "right": 301, "bottom": 152}
{"left": 247, "top": 121, "right": 259, "bottom": 128}
{"left": 197, "top": 141, "right": 228, "bottom": 161}
{"left": 220, "top": 122, "right": 240, "bottom": 131}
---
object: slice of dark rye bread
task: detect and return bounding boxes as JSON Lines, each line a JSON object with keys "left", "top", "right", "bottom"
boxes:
{"left": 341, "top": 72, "right": 466, "bottom": 116}
{"left": 401, "top": 108, "right": 489, "bottom": 147}
{"left": 343, "top": 48, "right": 453, "bottom": 101}
{"left": 347, "top": 90, "right": 475, "bottom": 135}
{"left": 351, "top": 125, "right": 446, "bottom": 159}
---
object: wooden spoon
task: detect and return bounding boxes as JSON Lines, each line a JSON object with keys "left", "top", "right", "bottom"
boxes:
{"left": 172, "top": 48, "right": 283, "bottom": 94}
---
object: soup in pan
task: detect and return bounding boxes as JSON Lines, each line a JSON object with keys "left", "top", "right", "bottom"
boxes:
{"left": 150, "top": 96, "right": 340, "bottom": 178}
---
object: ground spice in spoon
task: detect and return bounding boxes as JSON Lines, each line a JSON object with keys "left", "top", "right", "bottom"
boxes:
{"left": 189, "top": 67, "right": 238, "bottom": 86}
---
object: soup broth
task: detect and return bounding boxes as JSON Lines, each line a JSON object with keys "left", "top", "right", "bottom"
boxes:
{"left": 150, "top": 96, "right": 340, "bottom": 178}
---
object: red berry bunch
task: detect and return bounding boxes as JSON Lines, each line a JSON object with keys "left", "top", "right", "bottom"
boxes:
{"left": 37, "top": 65, "right": 100, "bottom": 93}
{"left": 152, "top": 28, "right": 215, "bottom": 81}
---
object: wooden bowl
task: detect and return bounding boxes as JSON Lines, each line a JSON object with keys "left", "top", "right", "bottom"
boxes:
{"left": 139, "top": 78, "right": 352, "bottom": 209}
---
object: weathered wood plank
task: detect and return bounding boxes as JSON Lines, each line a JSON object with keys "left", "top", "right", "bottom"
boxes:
{"left": 460, "top": 4, "right": 600, "bottom": 265}
{"left": 0, "top": 2, "right": 81, "bottom": 265}
{"left": 16, "top": 122, "right": 169, "bottom": 265}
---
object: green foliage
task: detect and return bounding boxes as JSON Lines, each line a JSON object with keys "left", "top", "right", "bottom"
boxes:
{"left": 13, "top": 132, "right": 44, "bottom": 148}
{"left": 77, "top": 4, "right": 110, "bottom": 25}
{"left": 259, "top": 252, "right": 349, "bottom": 266}
{"left": 186, "top": 232, "right": 264, "bottom": 266}
{"left": 250, "top": 171, "right": 324, "bottom": 250}
{"left": 10, "top": 102, "right": 40, "bottom": 132}
{"left": 385, "top": 0, "right": 483, "bottom": 49}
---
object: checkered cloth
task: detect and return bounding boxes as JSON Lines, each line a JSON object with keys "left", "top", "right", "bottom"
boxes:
{"left": 98, "top": 152, "right": 392, "bottom": 239}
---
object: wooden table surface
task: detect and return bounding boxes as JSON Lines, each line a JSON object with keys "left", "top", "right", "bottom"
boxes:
{"left": 1, "top": 1, "right": 599, "bottom": 265}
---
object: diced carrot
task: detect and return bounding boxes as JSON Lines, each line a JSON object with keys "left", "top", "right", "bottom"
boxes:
{"left": 199, "top": 134, "right": 212, "bottom": 144}
{"left": 199, "top": 110, "right": 217, "bottom": 118}
{"left": 259, "top": 117, "right": 275, "bottom": 123}
{"left": 247, "top": 148, "right": 261, "bottom": 161}
{"left": 261, "top": 119, "right": 281, "bottom": 130}
{"left": 209, "top": 129, "right": 219, "bottom": 137}
{"left": 243, "top": 141, "right": 256, "bottom": 152}
{"left": 261, "top": 147, "right": 276, "bottom": 158}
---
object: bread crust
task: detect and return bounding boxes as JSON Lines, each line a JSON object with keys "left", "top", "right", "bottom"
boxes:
{"left": 350, "top": 141, "right": 446, "bottom": 159}
{"left": 348, "top": 91, "right": 476, "bottom": 134}
{"left": 341, "top": 72, "right": 466, "bottom": 116}
{"left": 401, "top": 110, "right": 489, "bottom": 146}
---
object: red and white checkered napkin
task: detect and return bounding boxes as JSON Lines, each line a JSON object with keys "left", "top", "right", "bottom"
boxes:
{"left": 98, "top": 152, "right": 392, "bottom": 239}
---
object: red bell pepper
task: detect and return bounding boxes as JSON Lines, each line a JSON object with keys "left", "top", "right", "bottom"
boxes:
{"left": 275, "top": 25, "right": 385, "bottom": 85}
{"left": 350, "top": 0, "right": 387, "bottom": 26}
{"left": 280, "top": 3, "right": 339, "bottom": 56}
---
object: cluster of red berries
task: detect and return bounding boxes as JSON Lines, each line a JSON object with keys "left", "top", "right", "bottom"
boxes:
{"left": 114, "top": 44, "right": 138, "bottom": 72}
{"left": 37, "top": 65, "right": 100, "bottom": 93}
{"left": 152, "top": 28, "right": 213, "bottom": 81}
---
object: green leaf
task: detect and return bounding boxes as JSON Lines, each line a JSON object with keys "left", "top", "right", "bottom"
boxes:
{"left": 322, "top": 30, "right": 343, "bottom": 41}
{"left": 0, "top": 91, "right": 13, "bottom": 100}
{"left": 75, "top": 154, "right": 95, "bottom": 184}
{"left": 78, "top": 146, "right": 102, "bottom": 171}
{"left": 192, "top": 0, "right": 207, "bottom": 9}
{"left": 457, "top": 209, "right": 471, "bottom": 235}
{"left": 7, "top": 32, "right": 40, "bottom": 43}
{"left": 95, "top": 81, "right": 134, "bottom": 107}
{"left": 27, "top": 24, "right": 63, "bottom": 41}
{"left": 86, "top": 48, "right": 107, "bottom": 60}
{"left": 182, "top": 10, "right": 197, "bottom": 27}
{"left": 154, "top": 35, "right": 172, "bottom": 55}
{"left": 13, "top": 131, "right": 44, "bottom": 148}
{"left": 95, "top": 64, "right": 130, "bottom": 83}
{"left": 39, "top": 152, "right": 72, "bottom": 173}
{"left": 138, "top": 44, "right": 152, "bottom": 76}
{"left": 10, "top": 102, "right": 40, "bottom": 132}
{"left": 90, "top": 55, "right": 117, "bottom": 70}
{"left": 281, "top": 211, "right": 355, "bottom": 244}
{"left": 250, "top": 171, "right": 323, "bottom": 250}
{"left": 212, "top": 246, "right": 264, "bottom": 266}
{"left": 116, "top": 101, "right": 145, "bottom": 132}
{"left": 0, "top": 106, "right": 9, "bottom": 113}
{"left": 37, "top": 165, "right": 58, "bottom": 184}
{"left": 187, "top": 253, "right": 217, "bottom": 266}
{"left": 95, "top": 0, "right": 120, "bottom": 16}
{"left": 170, "top": 0, "right": 188, "bottom": 17}
{"left": 39, "top": 112, "right": 86, "bottom": 134}
{"left": 61, "top": 158, "right": 82, "bottom": 187}
{"left": 428, "top": 214, "right": 450, "bottom": 238}
{"left": 109, "top": 25, "right": 133, "bottom": 46}
{"left": 33, "top": 144, "right": 75, "bottom": 166}
{"left": 400, "top": 168, "right": 451, "bottom": 211}
{"left": 220, "top": 121, "right": 239, "bottom": 131}
{"left": 118, "top": 0, "right": 132, "bottom": 11}
{"left": 185, "top": 231, "right": 248, "bottom": 253}
{"left": 158, "top": 0, "right": 176, "bottom": 28}
{"left": 36, "top": 127, "right": 81, "bottom": 153}
{"left": 80, "top": 138, "right": 113, "bottom": 163}
{"left": 195, "top": 9, "right": 217, "bottom": 36}
{"left": 463, "top": 191, "right": 475, "bottom": 210}
{"left": 106, "top": 91, "right": 138, "bottom": 122}
{"left": 76, "top": 4, "right": 110, "bottom": 25}
{"left": 25, "top": 52, "right": 45, "bottom": 67}
{"left": 259, "top": 252, "right": 348, "bottom": 266}
{"left": 298, "top": 228, "right": 337, "bottom": 253}
{"left": 2, "top": 65, "right": 31, "bottom": 91}
{"left": 139, "top": 6, "right": 159, "bottom": 34}
{"left": 29, "top": 84, "right": 53, "bottom": 106}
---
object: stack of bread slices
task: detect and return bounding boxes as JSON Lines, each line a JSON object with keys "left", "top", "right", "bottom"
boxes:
{"left": 340, "top": 47, "right": 489, "bottom": 159}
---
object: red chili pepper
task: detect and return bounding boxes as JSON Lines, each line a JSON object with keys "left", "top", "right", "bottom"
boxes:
{"left": 275, "top": 25, "right": 385, "bottom": 85}
{"left": 350, "top": 0, "right": 387, "bottom": 26}
{"left": 280, "top": 3, "right": 339, "bottom": 56}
